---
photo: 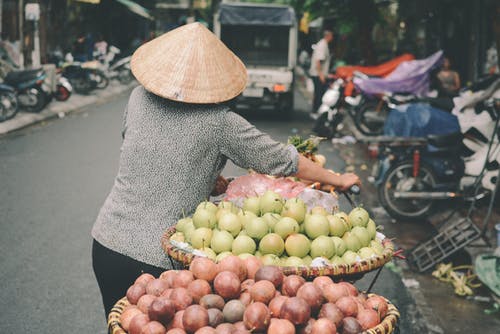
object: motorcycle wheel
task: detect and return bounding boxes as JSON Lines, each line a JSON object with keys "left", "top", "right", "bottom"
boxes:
{"left": 378, "top": 160, "right": 437, "bottom": 221}
{"left": 118, "top": 68, "right": 133, "bottom": 84}
{"left": 23, "top": 87, "right": 48, "bottom": 113}
{"left": 0, "top": 91, "right": 19, "bottom": 122}
{"left": 55, "top": 84, "right": 71, "bottom": 101}
{"left": 93, "top": 70, "right": 109, "bottom": 89}
{"left": 70, "top": 77, "right": 93, "bottom": 95}
{"left": 354, "top": 99, "right": 389, "bottom": 136}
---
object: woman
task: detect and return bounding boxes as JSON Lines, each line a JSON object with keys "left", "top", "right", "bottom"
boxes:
{"left": 91, "top": 23, "right": 360, "bottom": 317}
{"left": 437, "top": 57, "right": 461, "bottom": 97}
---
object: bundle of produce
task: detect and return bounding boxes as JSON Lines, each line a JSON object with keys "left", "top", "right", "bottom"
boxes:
{"left": 288, "top": 135, "right": 326, "bottom": 166}
{"left": 109, "top": 257, "right": 399, "bottom": 334}
{"left": 163, "top": 191, "right": 393, "bottom": 278}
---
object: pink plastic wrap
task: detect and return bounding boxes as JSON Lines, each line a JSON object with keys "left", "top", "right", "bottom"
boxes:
{"left": 225, "top": 174, "right": 338, "bottom": 212}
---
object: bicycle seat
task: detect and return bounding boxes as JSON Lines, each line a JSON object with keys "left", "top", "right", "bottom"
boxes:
{"left": 4, "top": 68, "right": 44, "bottom": 85}
{"left": 427, "top": 132, "right": 463, "bottom": 148}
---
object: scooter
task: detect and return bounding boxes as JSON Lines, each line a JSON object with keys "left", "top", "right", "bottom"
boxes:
{"left": 97, "top": 45, "right": 132, "bottom": 84}
{"left": 2, "top": 66, "right": 49, "bottom": 113}
{"left": 0, "top": 84, "right": 18, "bottom": 122}
{"left": 372, "top": 97, "right": 500, "bottom": 221}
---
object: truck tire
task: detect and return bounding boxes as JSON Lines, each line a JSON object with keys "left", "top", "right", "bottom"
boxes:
{"left": 276, "top": 92, "right": 294, "bottom": 117}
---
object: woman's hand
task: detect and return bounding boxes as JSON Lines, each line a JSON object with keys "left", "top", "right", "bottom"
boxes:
{"left": 294, "top": 155, "right": 361, "bottom": 192}
{"left": 336, "top": 173, "right": 361, "bottom": 192}
{"left": 211, "top": 175, "right": 229, "bottom": 196}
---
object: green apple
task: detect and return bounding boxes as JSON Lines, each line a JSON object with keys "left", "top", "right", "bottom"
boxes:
{"left": 238, "top": 253, "right": 255, "bottom": 260}
{"left": 216, "top": 208, "right": 232, "bottom": 221}
{"left": 218, "top": 201, "right": 235, "bottom": 211}
{"left": 299, "top": 223, "right": 305, "bottom": 234}
{"left": 281, "top": 198, "right": 307, "bottom": 223}
{"left": 193, "top": 208, "right": 217, "bottom": 229}
{"left": 326, "top": 215, "right": 347, "bottom": 237}
{"left": 262, "top": 212, "right": 281, "bottom": 231}
{"left": 284, "top": 256, "right": 305, "bottom": 267}
{"left": 238, "top": 230, "right": 248, "bottom": 236}
{"left": 216, "top": 251, "right": 232, "bottom": 262}
{"left": 330, "top": 255, "right": 346, "bottom": 266}
{"left": 199, "top": 247, "right": 217, "bottom": 261}
{"left": 348, "top": 207, "right": 369, "bottom": 227}
{"left": 304, "top": 214, "right": 330, "bottom": 239}
{"left": 310, "top": 236, "right": 335, "bottom": 259}
{"left": 284, "top": 233, "right": 311, "bottom": 258}
{"left": 238, "top": 211, "right": 258, "bottom": 229}
{"left": 351, "top": 226, "right": 371, "bottom": 247}
{"left": 331, "top": 236, "right": 347, "bottom": 256}
{"left": 176, "top": 217, "right": 193, "bottom": 233}
{"left": 232, "top": 235, "right": 256, "bottom": 255}
{"left": 370, "top": 240, "right": 384, "bottom": 255}
{"left": 334, "top": 212, "right": 351, "bottom": 230}
{"left": 302, "top": 255, "right": 313, "bottom": 266}
{"left": 184, "top": 223, "right": 196, "bottom": 243}
{"left": 274, "top": 217, "right": 300, "bottom": 239}
{"left": 245, "top": 217, "right": 269, "bottom": 240}
{"left": 358, "top": 247, "right": 376, "bottom": 259}
{"left": 342, "top": 231, "right": 362, "bottom": 252}
{"left": 254, "top": 251, "right": 262, "bottom": 257}
{"left": 190, "top": 227, "right": 213, "bottom": 249}
{"left": 342, "top": 250, "right": 358, "bottom": 264}
{"left": 243, "top": 196, "right": 261, "bottom": 216}
{"left": 261, "top": 254, "right": 281, "bottom": 266}
{"left": 259, "top": 190, "right": 284, "bottom": 214}
{"left": 366, "top": 219, "right": 377, "bottom": 240}
{"left": 310, "top": 206, "right": 329, "bottom": 216}
{"left": 211, "top": 229, "right": 234, "bottom": 253}
{"left": 218, "top": 212, "right": 242, "bottom": 237}
{"left": 170, "top": 231, "right": 185, "bottom": 243}
{"left": 259, "top": 233, "right": 285, "bottom": 256}
{"left": 196, "top": 201, "right": 218, "bottom": 214}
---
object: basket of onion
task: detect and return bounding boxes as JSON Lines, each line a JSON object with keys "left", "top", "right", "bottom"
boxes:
{"left": 108, "top": 256, "right": 400, "bottom": 334}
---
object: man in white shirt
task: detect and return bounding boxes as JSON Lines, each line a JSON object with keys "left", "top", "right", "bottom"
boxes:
{"left": 309, "top": 30, "right": 333, "bottom": 117}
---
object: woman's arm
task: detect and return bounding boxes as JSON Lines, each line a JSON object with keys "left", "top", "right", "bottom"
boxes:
{"left": 294, "top": 155, "right": 360, "bottom": 191}
{"left": 454, "top": 72, "right": 461, "bottom": 91}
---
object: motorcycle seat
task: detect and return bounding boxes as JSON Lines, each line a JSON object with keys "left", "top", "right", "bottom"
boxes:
{"left": 4, "top": 68, "right": 45, "bottom": 85}
{"left": 427, "top": 132, "right": 462, "bottom": 148}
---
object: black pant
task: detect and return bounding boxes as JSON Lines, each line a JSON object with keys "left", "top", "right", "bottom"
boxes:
{"left": 312, "top": 76, "right": 327, "bottom": 113}
{"left": 92, "top": 239, "right": 165, "bottom": 318}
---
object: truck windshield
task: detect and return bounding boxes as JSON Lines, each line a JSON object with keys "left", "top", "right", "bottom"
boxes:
{"left": 221, "top": 25, "right": 289, "bottom": 67}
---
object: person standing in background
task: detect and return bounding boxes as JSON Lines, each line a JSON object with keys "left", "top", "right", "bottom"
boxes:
{"left": 437, "top": 57, "right": 461, "bottom": 97}
{"left": 309, "top": 30, "right": 333, "bottom": 119}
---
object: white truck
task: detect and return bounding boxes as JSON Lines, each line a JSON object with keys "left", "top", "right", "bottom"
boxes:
{"left": 214, "top": 2, "right": 297, "bottom": 113}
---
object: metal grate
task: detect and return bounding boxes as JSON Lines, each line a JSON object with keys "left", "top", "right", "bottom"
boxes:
{"left": 407, "top": 217, "right": 481, "bottom": 272}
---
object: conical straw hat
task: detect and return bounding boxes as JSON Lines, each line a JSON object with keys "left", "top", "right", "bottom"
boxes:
{"left": 131, "top": 22, "right": 248, "bottom": 104}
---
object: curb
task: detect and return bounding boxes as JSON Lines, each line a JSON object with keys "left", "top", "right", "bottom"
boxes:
{"left": 0, "top": 81, "right": 137, "bottom": 136}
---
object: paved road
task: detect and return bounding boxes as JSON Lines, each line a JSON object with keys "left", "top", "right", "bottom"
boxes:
{"left": 0, "top": 88, "right": 424, "bottom": 333}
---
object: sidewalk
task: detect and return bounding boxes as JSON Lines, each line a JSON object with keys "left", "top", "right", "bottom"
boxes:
{"left": 0, "top": 81, "right": 137, "bottom": 135}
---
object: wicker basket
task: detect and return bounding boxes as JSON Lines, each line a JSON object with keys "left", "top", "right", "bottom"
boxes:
{"left": 161, "top": 227, "right": 394, "bottom": 280}
{"left": 108, "top": 294, "right": 400, "bottom": 334}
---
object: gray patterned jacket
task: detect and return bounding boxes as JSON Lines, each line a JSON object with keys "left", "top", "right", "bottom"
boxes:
{"left": 91, "top": 86, "right": 299, "bottom": 268}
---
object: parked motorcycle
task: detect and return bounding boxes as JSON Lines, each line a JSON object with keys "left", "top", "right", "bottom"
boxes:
{"left": 2, "top": 67, "right": 50, "bottom": 113}
{"left": 97, "top": 45, "right": 132, "bottom": 84}
{"left": 0, "top": 84, "right": 18, "bottom": 122}
{"left": 60, "top": 62, "right": 107, "bottom": 94}
{"left": 371, "top": 95, "right": 500, "bottom": 221}
{"left": 352, "top": 51, "right": 444, "bottom": 136}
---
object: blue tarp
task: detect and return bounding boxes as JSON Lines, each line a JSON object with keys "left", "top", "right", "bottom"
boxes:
{"left": 384, "top": 103, "right": 460, "bottom": 137}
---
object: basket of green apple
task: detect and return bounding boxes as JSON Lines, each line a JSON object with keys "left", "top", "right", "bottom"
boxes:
{"left": 161, "top": 191, "right": 394, "bottom": 281}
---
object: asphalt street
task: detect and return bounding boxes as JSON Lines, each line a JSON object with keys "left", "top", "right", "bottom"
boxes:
{"left": 0, "top": 88, "right": 425, "bottom": 333}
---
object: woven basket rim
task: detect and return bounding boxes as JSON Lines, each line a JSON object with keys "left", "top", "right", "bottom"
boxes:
{"left": 161, "top": 226, "right": 394, "bottom": 279}
{"left": 108, "top": 294, "right": 400, "bottom": 334}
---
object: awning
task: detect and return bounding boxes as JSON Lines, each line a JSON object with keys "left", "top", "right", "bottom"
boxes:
{"left": 219, "top": 3, "right": 295, "bottom": 26}
{"left": 115, "top": 0, "right": 154, "bottom": 20}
